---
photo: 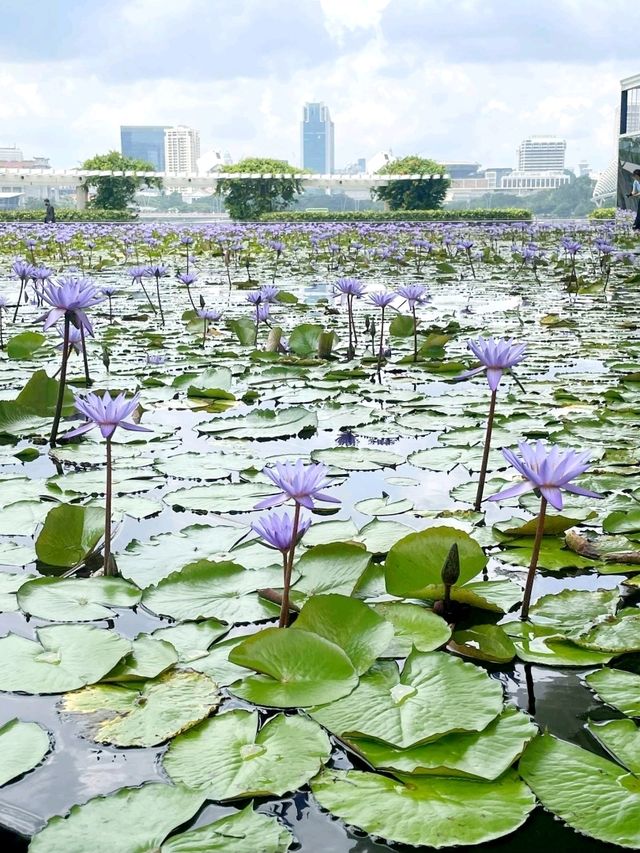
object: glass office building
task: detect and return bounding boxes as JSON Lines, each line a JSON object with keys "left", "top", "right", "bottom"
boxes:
{"left": 120, "top": 126, "right": 168, "bottom": 171}
{"left": 301, "top": 103, "right": 335, "bottom": 173}
{"left": 618, "top": 75, "right": 640, "bottom": 208}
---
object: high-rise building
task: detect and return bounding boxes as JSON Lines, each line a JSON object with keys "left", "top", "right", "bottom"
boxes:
{"left": 301, "top": 103, "right": 334, "bottom": 173}
{"left": 517, "top": 136, "right": 566, "bottom": 172}
{"left": 120, "top": 126, "right": 168, "bottom": 170}
{"left": 0, "top": 145, "right": 24, "bottom": 161}
{"left": 164, "top": 126, "right": 201, "bottom": 174}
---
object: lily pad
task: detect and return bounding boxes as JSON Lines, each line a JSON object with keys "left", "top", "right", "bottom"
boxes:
{"left": 17, "top": 576, "right": 141, "bottom": 622}
{"left": 0, "top": 625, "right": 131, "bottom": 694}
{"left": 0, "top": 719, "right": 51, "bottom": 786}
{"left": 528, "top": 588, "right": 619, "bottom": 635}
{"left": 60, "top": 669, "right": 220, "bottom": 747}
{"left": 587, "top": 719, "right": 640, "bottom": 774}
{"left": 519, "top": 733, "right": 640, "bottom": 848}
{"left": 0, "top": 573, "right": 36, "bottom": 612}
{"left": 372, "top": 602, "right": 452, "bottom": 657}
{"left": 311, "top": 447, "right": 404, "bottom": 471}
{"left": 229, "top": 627, "right": 359, "bottom": 707}
{"left": 348, "top": 706, "right": 537, "bottom": 780}
{"left": 29, "top": 782, "right": 206, "bottom": 853}
{"left": 161, "top": 804, "right": 292, "bottom": 853}
{"left": 504, "top": 622, "right": 615, "bottom": 667}
{"left": 199, "top": 407, "right": 317, "bottom": 439}
{"left": 573, "top": 608, "right": 640, "bottom": 654}
{"left": 35, "top": 504, "right": 105, "bottom": 568}
{"left": 586, "top": 668, "right": 640, "bottom": 717}
{"left": 101, "top": 636, "right": 178, "bottom": 682}
{"left": 150, "top": 620, "right": 229, "bottom": 661}
{"left": 309, "top": 651, "right": 504, "bottom": 749}
{"left": 310, "top": 767, "right": 535, "bottom": 848}
{"left": 355, "top": 496, "right": 415, "bottom": 516}
{"left": 164, "top": 709, "right": 330, "bottom": 799}
{"left": 164, "top": 481, "right": 279, "bottom": 513}
{"left": 448, "top": 624, "right": 516, "bottom": 663}
{"left": 290, "top": 543, "right": 371, "bottom": 603}
{"left": 291, "top": 595, "right": 393, "bottom": 675}
{"left": 141, "top": 561, "right": 281, "bottom": 623}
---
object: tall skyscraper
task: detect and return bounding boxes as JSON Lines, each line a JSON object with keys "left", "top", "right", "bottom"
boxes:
{"left": 517, "top": 136, "right": 566, "bottom": 172}
{"left": 120, "top": 126, "right": 168, "bottom": 170}
{"left": 301, "top": 102, "right": 334, "bottom": 173}
{"left": 164, "top": 126, "right": 201, "bottom": 174}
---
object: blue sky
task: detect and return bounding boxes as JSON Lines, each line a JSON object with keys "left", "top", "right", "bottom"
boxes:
{"left": 0, "top": 0, "right": 635, "bottom": 171}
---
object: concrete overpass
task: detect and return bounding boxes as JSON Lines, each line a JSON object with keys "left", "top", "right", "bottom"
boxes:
{"left": 0, "top": 169, "right": 447, "bottom": 209}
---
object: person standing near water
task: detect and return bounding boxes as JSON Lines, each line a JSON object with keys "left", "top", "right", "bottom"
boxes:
{"left": 627, "top": 170, "right": 640, "bottom": 231}
{"left": 43, "top": 198, "right": 56, "bottom": 223}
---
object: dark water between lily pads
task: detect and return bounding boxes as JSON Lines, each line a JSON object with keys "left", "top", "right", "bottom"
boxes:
{"left": 0, "top": 222, "right": 637, "bottom": 852}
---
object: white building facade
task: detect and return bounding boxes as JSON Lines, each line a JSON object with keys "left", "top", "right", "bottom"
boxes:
{"left": 164, "top": 126, "right": 201, "bottom": 174}
{"left": 517, "top": 136, "right": 566, "bottom": 172}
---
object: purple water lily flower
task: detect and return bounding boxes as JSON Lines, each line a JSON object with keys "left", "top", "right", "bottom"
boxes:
{"left": 64, "top": 391, "right": 151, "bottom": 440}
{"left": 101, "top": 285, "right": 117, "bottom": 296}
{"left": 251, "top": 511, "right": 312, "bottom": 552}
{"left": 334, "top": 278, "right": 366, "bottom": 297}
{"left": 246, "top": 291, "right": 263, "bottom": 305}
{"left": 256, "top": 460, "right": 339, "bottom": 510}
{"left": 260, "top": 285, "right": 280, "bottom": 302}
{"left": 197, "top": 308, "right": 223, "bottom": 321}
{"left": 488, "top": 440, "right": 601, "bottom": 511}
{"left": 128, "top": 266, "right": 147, "bottom": 281}
{"left": 56, "top": 324, "right": 84, "bottom": 354}
{"left": 178, "top": 273, "right": 198, "bottom": 286}
{"left": 12, "top": 259, "right": 34, "bottom": 281}
{"left": 367, "top": 290, "right": 395, "bottom": 308}
{"left": 146, "top": 264, "right": 168, "bottom": 278}
{"left": 458, "top": 336, "right": 526, "bottom": 391}
{"left": 40, "top": 277, "right": 104, "bottom": 335}
{"left": 256, "top": 303, "right": 270, "bottom": 323}
{"left": 396, "top": 283, "right": 429, "bottom": 308}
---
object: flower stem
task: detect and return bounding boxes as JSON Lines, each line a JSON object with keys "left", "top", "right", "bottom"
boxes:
{"left": 474, "top": 389, "right": 497, "bottom": 512}
{"left": 521, "top": 496, "right": 547, "bottom": 620}
{"left": 103, "top": 437, "right": 114, "bottom": 576}
{"left": 140, "top": 279, "right": 157, "bottom": 314}
{"left": 155, "top": 274, "right": 165, "bottom": 326}
{"left": 12, "top": 279, "right": 24, "bottom": 323}
{"left": 50, "top": 315, "right": 70, "bottom": 447}
{"left": 202, "top": 318, "right": 207, "bottom": 348}
{"left": 0, "top": 310, "right": 4, "bottom": 349}
{"left": 79, "top": 324, "right": 91, "bottom": 386}
{"left": 279, "top": 502, "right": 301, "bottom": 628}
{"left": 377, "top": 307, "right": 385, "bottom": 371}
{"left": 412, "top": 304, "right": 418, "bottom": 362}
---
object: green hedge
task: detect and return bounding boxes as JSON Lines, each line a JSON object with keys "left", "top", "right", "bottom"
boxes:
{"left": 0, "top": 209, "right": 137, "bottom": 222}
{"left": 587, "top": 208, "right": 616, "bottom": 220}
{"left": 259, "top": 208, "right": 532, "bottom": 222}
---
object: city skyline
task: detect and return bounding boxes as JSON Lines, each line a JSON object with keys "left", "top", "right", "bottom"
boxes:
{"left": 0, "top": 0, "right": 636, "bottom": 172}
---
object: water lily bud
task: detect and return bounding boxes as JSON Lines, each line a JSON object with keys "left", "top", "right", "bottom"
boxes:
{"left": 441, "top": 543, "right": 460, "bottom": 588}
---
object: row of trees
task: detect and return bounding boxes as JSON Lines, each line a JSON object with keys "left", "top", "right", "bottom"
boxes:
{"left": 78, "top": 152, "right": 450, "bottom": 219}
{"left": 445, "top": 175, "right": 596, "bottom": 218}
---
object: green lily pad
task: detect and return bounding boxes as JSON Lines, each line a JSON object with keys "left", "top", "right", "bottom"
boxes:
{"left": 573, "top": 608, "right": 640, "bottom": 654}
{"left": 303, "top": 519, "right": 358, "bottom": 547}
{"left": 309, "top": 651, "right": 503, "bottom": 749}
{"left": 348, "top": 706, "right": 537, "bottom": 780}
{"left": 311, "top": 447, "right": 404, "bottom": 471}
{"left": 449, "top": 624, "right": 516, "bottom": 663}
{"left": 17, "top": 576, "right": 141, "bottom": 622}
{"left": 604, "top": 509, "right": 640, "bottom": 534}
{"left": 409, "top": 578, "right": 523, "bottom": 614}
{"left": 356, "top": 519, "right": 417, "bottom": 554}
{"left": 0, "top": 625, "right": 131, "bottom": 694}
{"left": 310, "top": 767, "right": 535, "bottom": 848}
{"left": 588, "top": 719, "right": 640, "bottom": 774}
{"left": 141, "top": 561, "right": 281, "bottom": 623}
{"left": 528, "top": 588, "right": 619, "bottom": 635}
{"left": 150, "top": 620, "right": 229, "bottom": 661}
{"left": 164, "top": 709, "right": 330, "bottom": 799}
{"left": 372, "top": 602, "right": 452, "bottom": 657}
{"left": 161, "top": 804, "right": 292, "bottom": 853}
{"left": 291, "top": 594, "right": 393, "bottom": 674}
{"left": 229, "top": 627, "right": 358, "bottom": 707}
{"left": 0, "top": 719, "right": 51, "bottom": 786}
{"left": 176, "top": 635, "right": 251, "bottom": 687}
{"left": 290, "top": 543, "right": 371, "bottom": 603}
{"left": 29, "top": 782, "right": 206, "bottom": 853}
{"left": 117, "top": 523, "right": 247, "bottom": 587}
{"left": 16, "top": 369, "right": 75, "bottom": 417}
{"left": 519, "top": 733, "right": 640, "bottom": 848}
{"left": 164, "top": 481, "right": 278, "bottom": 513}
{"left": 586, "top": 668, "right": 640, "bottom": 717}
{"left": 504, "top": 622, "right": 615, "bottom": 667}
{"left": 101, "top": 636, "right": 178, "bottom": 682}
{"left": 354, "top": 496, "right": 415, "bottom": 516}
{"left": 385, "top": 527, "right": 487, "bottom": 597}
{"left": 0, "top": 573, "right": 36, "bottom": 612}
{"left": 60, "top": 669, "right": 220, "bottom": 747}
{"left": 199, "top": 407, "right": 317, "bottom": 439}
{"left": 6, "top": 331, "right": 47, "bottom": 361}
{"left": 35, "top": 504, "right": 105, "bottom": 568}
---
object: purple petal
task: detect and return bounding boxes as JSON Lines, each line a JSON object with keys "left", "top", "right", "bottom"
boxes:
{"left": 254, "top": 494, "right": 287, "bottom": 510}
{"left": 486, "top": 367, "right": 503, "bottom": 391}
{"left": 563, "top": 484, "right": 603, "bottom": 500}
{"left": 487, "top": 481, "right": 533, "bottom": 503}
{"left": 61, "top": 422, "right": 95, "bottom": 439}
{"left": 539, "top": 485, "right": 564, "bottom": 510}
{"left": 119, "top": 422, "right": 152, "bottom": 433}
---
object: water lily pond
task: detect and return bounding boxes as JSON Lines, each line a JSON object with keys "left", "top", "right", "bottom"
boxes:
{"left": 0, "top": 218, "right": 638, "bottom": 852}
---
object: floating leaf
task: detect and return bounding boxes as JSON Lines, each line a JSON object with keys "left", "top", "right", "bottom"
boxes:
{"left": 6, "top": 331, "right": 46, "bottom": 360}
{"left": 101, "top": 636, "right": 178, "bottom": 682}
{"left": 199, "top": 407, "right": 317, "bottom": 439}
{"left": 60, "top": 669, "right": 220, "bottom": 747}
{"left": 0, "top": 719, "right": 51, "bottom": 787}
{"left": 573, "top": 608, "right": 640, "bottom": 654}
{"left": 528, "top": 588, "right": 619, "bottom": 635}
{"left": 310, "top": 768, "right": 535, "bottom": 848}
{"left": 354, "top": 496, "right": 414, "bottom": 516}
{"left": 164, "top": 709, "right": 330, "bottom": 799}
{"left": 164, "top": 481, "right": 278, "bottom": 513}
{"left": 588, "top": 719, "right": 640, "bottom": 774}
{"left": 309, "top": 651, "right": 503, "bottom": 749}
{"left": 290, "top": 543, "right": 371, "bottom": 603}
{"left": 229, "top": 627, "right": 358, "bottom": 707}
{"left": 161, "top": 804, "right": 292, "bottom": 853}
{"left": 586, "top": 668, "right": 640, "bottom": 717}
{"left": 35, "top": 504, "right": 104, "bottom": 568}
{"left": 519, "top": 733, "right": 640, "bottom": 848}
{"left": 504, "top": 622, "right": 614, "bottom": 667}
{"left": 0, "top": 625, "right": 131, "bottom": 694}
{"left": 372, "top": 602, "right": 451, "bottom": 657}
{"left": 17, "top": 576, "right": 141, "bottom": 622}
{"left": 348, "top": 706, "right": 537, "bottom": 780}
{"left": 449, "top": 624, "right": 516, "bottom": 663}
{"left": 311, "top": 447, "right": 404, "bottom": 471}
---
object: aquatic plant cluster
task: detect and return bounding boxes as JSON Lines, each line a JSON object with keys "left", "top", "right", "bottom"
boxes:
{"left": 0, "top": 217, "right": 638, "bottom": 852}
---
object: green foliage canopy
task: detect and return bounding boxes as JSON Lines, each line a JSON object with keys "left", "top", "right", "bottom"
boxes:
{"left": 216, "top": 157, "right": 306, "bottom": 220}
{"left": 372, "top": 155, "right": 450, "bottom": 211}
{"left": 81, "top": 151, "right": 162, "bottom": 210}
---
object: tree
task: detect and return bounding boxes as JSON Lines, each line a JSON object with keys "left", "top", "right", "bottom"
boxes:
{"left": 81, "top": 151, "right": 162, "bottom": 210}
{"left": 372, "top": 155, "right": 450, "bottom": 211}
{"left": 216, "top": 158, "right": 306, "bottom": 220}
{"left": 444, "top": 175, "right": 596, "bottom": 218}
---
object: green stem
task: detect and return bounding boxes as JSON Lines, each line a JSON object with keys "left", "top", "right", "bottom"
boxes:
{"left": 50, "top": 315, "right": 70, "bottom": 447}
{"left": 279, "top": 502, "right": 301, "bottom": 628}
{"left": 155, "top": 274, "right": 165, "bottom": 326}
{"left": 521, "top": 497, "right": 547, "bottom": 620}
{"left": 104, "top": 437, "right": 114, "bottom": 576}
{"left": 412, "top": 304, "right": 417, "bottom": 362}
{"left": 79, "top": 324, "right": 91, "bottom": 386}
{"left": 474, "top": 389, "right": 497, "bottom": 512}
